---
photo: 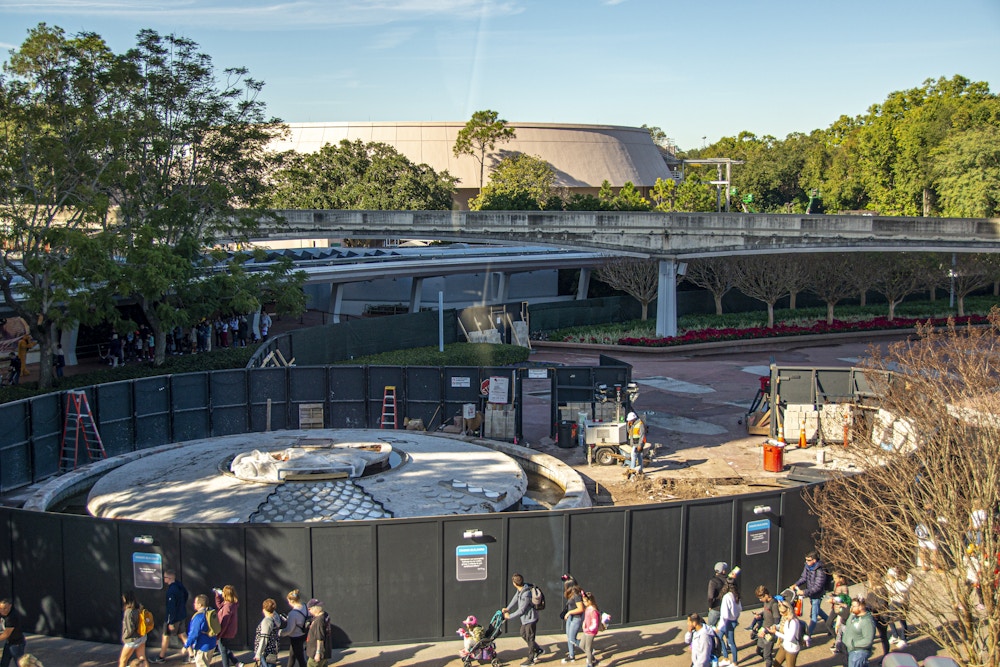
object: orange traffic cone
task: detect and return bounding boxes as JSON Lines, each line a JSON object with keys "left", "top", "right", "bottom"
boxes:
{"left": 777, "top": 421, "right": 786, "bottom": 445}
{"left": 799, "top": 426, "right": 807, "bottom": 449}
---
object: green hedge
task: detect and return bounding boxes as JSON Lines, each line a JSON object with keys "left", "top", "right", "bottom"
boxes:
{"left": 333, "top": 343, "right": 530, "bottom": 367}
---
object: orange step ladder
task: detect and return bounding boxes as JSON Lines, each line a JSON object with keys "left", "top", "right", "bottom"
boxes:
{"left": 60, "top": 391, "right": 107, "bottom": 471}
{"left": 380, "top": 386, "right": 398, "bottom": 429}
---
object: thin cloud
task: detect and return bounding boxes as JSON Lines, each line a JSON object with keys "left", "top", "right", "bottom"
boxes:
{"left": 0, "top": 0, "right": 524, "bottom": 30}
{"left": 602, "top": 0, "right": 627, "bottom": 5}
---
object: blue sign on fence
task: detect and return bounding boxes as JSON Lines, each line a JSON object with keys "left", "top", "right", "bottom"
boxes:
{"left": 456, "top": 544, "right": 488, "bottom": 581}
{"left": 133, "top": 552, "right": 163, "bottom": 590}
{"left": 745, "top": 518, "right": 771, "bottom": 556}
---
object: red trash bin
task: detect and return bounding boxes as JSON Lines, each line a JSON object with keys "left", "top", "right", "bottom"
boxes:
{"left": 763, "top": 442, "right": 784, "bottom": 472}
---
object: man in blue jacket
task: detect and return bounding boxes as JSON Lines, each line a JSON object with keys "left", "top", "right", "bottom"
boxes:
{"left": 503, "top": 573, "right": 544, "bottom": 666}
{"left": 184, "top": 594, "right": 218, "bottom": 667}
{"left": 792, "top": 551, "right": 830, "bottom": 646}
{"left": 154, "top": 569, "right": 189, "bottom": 663}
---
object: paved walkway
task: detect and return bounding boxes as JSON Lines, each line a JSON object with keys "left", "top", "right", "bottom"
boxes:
{"left": 26, "top": 617, "right": 943, "bottom": 667}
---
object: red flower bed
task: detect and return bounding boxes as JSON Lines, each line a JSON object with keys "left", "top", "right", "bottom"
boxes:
{"left": 616, "top": 315, "right": 989, "bottom": 348}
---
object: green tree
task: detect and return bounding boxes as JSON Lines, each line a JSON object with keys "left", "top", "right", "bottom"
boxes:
{"left": 103, "top": 30, "right": 303, "bottom": 365}
{"left": 932, "top": 124, "right": 1000, "bottom": 218}
{"left": 597, "top": 181, "right": 651, "bottom": 211}
{"left": 468, "top": 153, "right": 557, "bottom": 211}
{"left": 271, "top": 139, "right": 456, "bottom": 210}
{"left": 650, "top": 177, "right": 679, "bottom": 212}
{"left": 453, "top": 109, "right": 516, "bottom": 189}
{"left": 0, "top": 24, "right": 125, "bottom": 389}
{"left": 674, "top": 175, "right": 716, "bottom": 212}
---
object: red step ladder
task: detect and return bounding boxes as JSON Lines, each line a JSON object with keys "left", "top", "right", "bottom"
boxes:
{"left": 60, "top": 391, "right": 107, "bottom": 471}
{"left": 380, "top": 386, "right": 398, "bottom": 429}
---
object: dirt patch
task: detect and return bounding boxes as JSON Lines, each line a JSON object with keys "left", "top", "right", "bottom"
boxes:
{"left": 606, "top": 474, "right": 759, "bottom": 505}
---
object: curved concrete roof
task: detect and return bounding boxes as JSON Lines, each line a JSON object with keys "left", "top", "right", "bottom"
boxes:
{"left": 271, "top": 121, "right": 673, "bottom": 190}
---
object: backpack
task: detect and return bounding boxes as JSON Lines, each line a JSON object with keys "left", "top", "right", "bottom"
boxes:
{"left": 530, "top": 585, "right": 546, "bottom": 611}
{"left": 205, "top": 608, "right": 222, "bottom": 637}
{"left": 138, "top": 607, "right": 154, "bottom": 636}
{"left": 706, "top": 626, "right": 723, "bottom": 658}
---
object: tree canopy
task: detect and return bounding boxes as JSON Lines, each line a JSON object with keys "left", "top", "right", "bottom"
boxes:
{"left": 270, "top": 139, "right": 456, "bottom": 210}
{"left": 468, "top": 153, "right": 558, "bottom": 211}
{"left": 453, "top": 109, "right": 516, "bottom": 189}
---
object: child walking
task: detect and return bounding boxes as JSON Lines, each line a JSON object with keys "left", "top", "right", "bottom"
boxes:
{"left": 580, "top": 591, "right": 601, "bottom": 667}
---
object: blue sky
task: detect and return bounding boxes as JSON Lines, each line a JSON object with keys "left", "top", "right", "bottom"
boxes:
{"left": 1, "top": 0, "right": 998, "bottom": 151}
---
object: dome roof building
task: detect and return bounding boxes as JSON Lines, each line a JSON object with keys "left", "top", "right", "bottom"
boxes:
{"left": 271, "top": 121, "right": 678, "bottom": 208}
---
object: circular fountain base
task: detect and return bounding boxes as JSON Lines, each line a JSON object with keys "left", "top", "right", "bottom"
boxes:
{"left": 86, "top": 430, "right": 528, "bottom": 523}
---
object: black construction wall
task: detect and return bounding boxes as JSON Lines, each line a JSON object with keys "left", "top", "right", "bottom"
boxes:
{"left": 0, "top": 492, "right": 818, "bottom": 648}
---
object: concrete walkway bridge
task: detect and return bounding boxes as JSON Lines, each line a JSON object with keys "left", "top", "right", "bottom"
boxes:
{"left": 251, "top": 209, "right": 1000, "bottom": 337}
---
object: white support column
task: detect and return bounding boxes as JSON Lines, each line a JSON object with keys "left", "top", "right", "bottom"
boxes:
{"left": 409, "top": 277, "right": 424, "bottom": 313}
{"left": 61, "top": 324, "right": 80, "bottom": 366}
{"left": 576, "top": 267, "right": 592, "bottom": 300}
{"left": 655, "top": 259, "right": 678, "bottom": 338}
{"left": 495, "top": 272, "right": 510, "bottom": 304}
{"left": 330, "top": 283, "right": 344, "bottom": 324}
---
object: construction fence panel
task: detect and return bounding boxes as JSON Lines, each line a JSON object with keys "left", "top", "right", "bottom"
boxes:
{"left": 287, "top": 366, "right": 329, "bottom": 429}
{"left": 367, "top": 366, "right": 406, "bottom": 429}
{"left": 327, "top": 366, "right": 367, "bottom": 429}
{"left": 169, "top": 373, "right": 211, "bottom": 443}
{"left": 403, "top": 366, "right": 443, "bottom": 430}
{"left": 28, "top": 393, "right": 63, "bottom": 481}
{"left": 249, "top": 367, "right": 289, "bottom": 432}
{"left": 134, "top": 376, "right": 172, "bottom": 449}
{"left": 95, "top": 382, "right": 134, "bottom": 457}
{"left": 0, "top": 401, "right": 31, "bottom": 492}
{"left": 63, "top": 515, "right": 119, "bottom": 642}
{"left": 210, "top": 369, "right": 250, "bottom": 436}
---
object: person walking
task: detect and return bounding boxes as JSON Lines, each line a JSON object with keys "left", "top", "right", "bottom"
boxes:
{"left": 53, "top": 345, "right": 65, "bottom": 379}
{"left": 561, "top": 583, "right": 584, "bottom": 663}
{"left": 684, "top": 613, "right": 712, "bottom": 667}
{"left": 771, "top": 600, "right": 802, "bottom": 667}
{"left": 792, "top": 551, "right": 829, "bottom": 646}
{"left": 305, "top": 599, "right": 330, "bottom": 667}
{"left": 842, "top": 597, "right": 876, "bottom": 667}
{"left": 717, "top": 579, "right": 742, "bottom": 666}
{"left": 282, "top": 589, "right": 309, "bottom": 667}
{"left": 118, "top": 591, "right": 147, "bottom": 667}
{"left": 213, "top": 585, "right": 240, "bottom": 667}
{"left": 153, "top": 569, "right": 188, "bottom": 663}
{"left": 183, "top": 595, "right": 217, "bottom": 667}
{"left": 753, "top": 586, "right": 781, "bottom": 667}
{"left": 254, "top": 599, "right": 281, "bottom": 667}
{"left": 579, "top": 592, "right": 601, "bottom": 667}
{"left": 503, "top": 573, "right": 543, "bottom": 666}
{"left": 0, "top": 599, "right": 27, "bottom": 667}
{"left": 706, "top": 562, "right": 729, "bottom": 627}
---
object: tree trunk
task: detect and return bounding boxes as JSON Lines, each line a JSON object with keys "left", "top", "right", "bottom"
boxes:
{"left": 767, "top": 303, "right": 775, "bottom": 328}
{"left": 860, "top": 290, "right": 867, "bottom": 306}
{"left": 827, "top": 302, "right": 836, "bottom": 325}
{"left": 640, "top": 301, "right": 649, "bottom": 321}
{"left": 141, "top": 299, "right": 168, "bottom": 367}
{"left": 958, "top": 295, "right": 965, "bottom": 318}
{"left": 928, "top": 287, "right": 936, "bottom": 302}
{"left": 714, "top": 294, "right": 723, "bottom": 316}
{"left": 34, "top": 321, "right": 57, "bottom": 390}
{"left": 789, "top": 290, "right": 798, "bottom": 310}
{"left": 888, "top": 300, "right": 897, "bottom": 321}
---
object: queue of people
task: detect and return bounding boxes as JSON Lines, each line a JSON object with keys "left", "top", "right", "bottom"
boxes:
{"left": 685, "top": 554, "right": 914, "bottom": 667}
{"left": 107, "top": 570, "right": 330, "bottom": 667}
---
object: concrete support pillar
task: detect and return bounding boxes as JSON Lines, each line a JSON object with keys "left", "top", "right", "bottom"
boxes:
{"left": 655, "top": 259, "right": 678, "bottom": 338}
{"left": 576, "top": 267, "right": 592, "bottom": 300}
{"left": 330, "top": 283, "right": 344, "bottom": 324}
{"left": 61, "top": 324, "right": 79, "bottom": 366}
{"left": 495, "top": 272, "right": 510, "bottom": 304}
{"left": 409, "top": 277, "right": 424, "bottom": 313}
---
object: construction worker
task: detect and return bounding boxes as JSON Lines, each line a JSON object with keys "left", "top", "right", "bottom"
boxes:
{"left": 626, "top": 411, "right": 646, "bottom": 473}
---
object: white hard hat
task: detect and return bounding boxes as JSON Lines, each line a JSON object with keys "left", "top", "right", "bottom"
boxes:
{"left": 626, "top": 412, "right": 637, "bottom": 421}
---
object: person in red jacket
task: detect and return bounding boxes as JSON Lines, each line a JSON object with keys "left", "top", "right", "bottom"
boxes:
{"left": 213, "top": 586, "right": 240, "bottom": 667}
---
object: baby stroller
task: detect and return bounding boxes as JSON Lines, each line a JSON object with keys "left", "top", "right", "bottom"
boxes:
{"left": 461, "top": 610, "right": 504, "bottom": 667}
